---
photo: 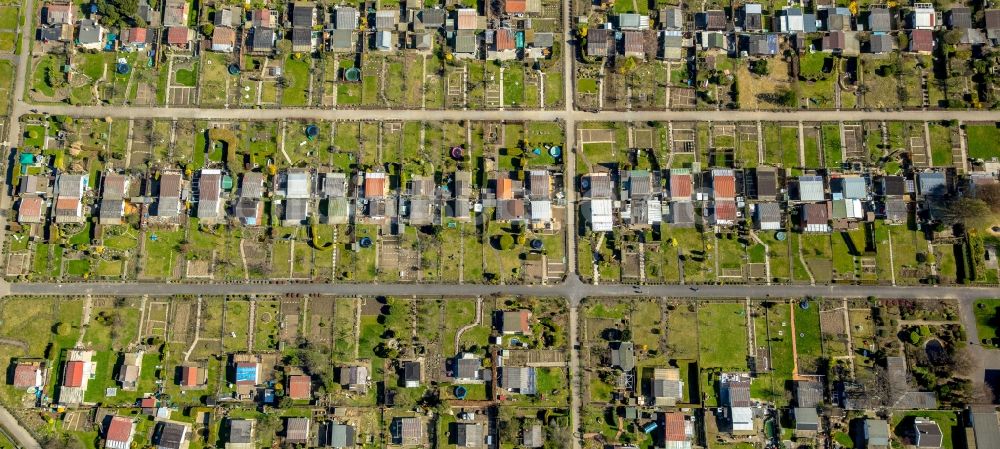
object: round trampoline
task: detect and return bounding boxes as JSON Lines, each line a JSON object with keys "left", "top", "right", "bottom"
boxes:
{"left": 530, "top": 239, "right": 543, "bottom": 250}
{"left": 454, "top": 385, "right": 467, "bottom": 399}
{"left": 228, "top": 64, "right": 241, "bottom": 75}
{"left": 359, "top": 237, "right": 373, "bottom": 248}
{"left": 549, "top": 146, "right": 562, "bottom": 157}
{"left": 344, "top": 67, "right": 361, "bottom": 82}
{"left": 305, "top": 125, "right": 319, "bottom": 139}
{"left": 451, "top": 146, "right": 464, "bottom": 159}
{"left": 116, "top": 63, "right": 131, "bottom": 75}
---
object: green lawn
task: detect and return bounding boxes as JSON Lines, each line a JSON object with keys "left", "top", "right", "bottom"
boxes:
{"left": 282, "top": 56, "right": 311, "bottom": 106}
{"left": 0, "top": 6, "right": 19, "bottom": 29}
{"left": 698, "top": 303, "right": 749, "bottom": 369}
{"left": 32, "top": 54, "right": 61, "bottom": 98}
{"left": 578, "top": 78, "right": 598, "bottom": 94}
{"left": 751, "top": 303, "right": 794, "bottom": 406}
{"left": 965, "top": 124, "right": 1000, "bottom": 160}
{"left": 822, "top": 124, "right": 842, "bottom": 167}
{"left": 890, "top": 411, "right": 958, "bottom": 449}
{"left": 973, "top": 299, "right": 1000, "bottom": 346}
{"left": 794, "top": 300, "right": 823, "bottom": 373}
{"left": 175, "top": 68, "right": 197, "bottom": 87}
{"left": 142, "top": 229, "right": 185, "bottom": 279}
{"left": 503, "top": 66, "right": 524, "bottom": 107}
{"left": 928, "top": 123, "right": 953, "bottom": 166}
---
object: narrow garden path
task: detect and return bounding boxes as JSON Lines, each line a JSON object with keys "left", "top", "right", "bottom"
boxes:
{"left": 454, "top": 297, "right": 483, "bottom": 353}
{"left": 75, "top": 295, "right": 92, "bottom": 348}
{"left": 183, "top": 296, "right": 203, "bottom": 361}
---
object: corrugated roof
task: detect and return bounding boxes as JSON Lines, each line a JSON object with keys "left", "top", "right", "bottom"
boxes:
{"left": 669, "top": 201, "right": 694, "bottom": 225}
{"left": 494, "top": 27, "right": 515, "bottom": 51}
{"left": 585, "top": 173, "right": 613, "bottom": 198}
{"left": 798, "top": 176, "right": 825, "bottom": 201}
{"left": 64, "top": 360, "right": 84, "bottom": 387}
{"left": 106, "top": 417, "right": 134, "bottom": 443}
{"left": 228, "top": 420, "right": 254, "bottom": 444}
{"left": 622, "top": 30, "right": 644, "bottom": 54}
{"left": 663, "top": 412, "right": 687, "bottom": 442}
{"left": 456, "top": 8, "right": 477, "bottom": 30}
{"left": 287, "top": 375, "right": 310, "bottom": 399}
{"left": 18, "top": 197, "right": 43, "bottom": 221}
{"left": 166, "top": 26, "right": 190, "bottom": 45}
{"left": 724, "top": 379, "right": 751, "bottom": 407}
{"left": 713, "top": 200, "right": 737, "bottom": 222}
{"left": 712, "top": 169, "right": 736, "bottom": 199}
{"left": 669, "top": 171, "right": 692, "bottom": 200}
{"left": 365, "top": 173, "right": 386, "bottom": 198}
{"left": 284, "top": 418, "right": 310, "bottom": 443}
{"left": 802, "top": 203, "right": 829, "bottom": 226}
{"left": 12, "top": 364, "right": 39, "bottom": 388}
{"left": 755, "top": 202, "right": 781, "bottom": 224}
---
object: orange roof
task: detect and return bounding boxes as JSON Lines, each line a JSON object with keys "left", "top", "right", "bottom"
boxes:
{"left": 714, "top": 201, "right": 737, "bottom": 220}
{"left": 64, "top": 360, "right": 84, "bottom": 387}
{"left": 126, "top": 27, "right": 147, "bottom": 44}
{"left": 497, "top": 177, "right": 514, "bottom": 200}
{"left": 495, "top": 28, "right": 515, "bottom": 51}
{"left": 287, "top": 375, "right": 311, "bottom": 399}
{"left": 456, "top": 9, "right": 477, "bottom": 30}
{"left": 13, "top": 364, "right": 39, "bottom": 388}
{"left": 55, "top": 197, "right": 78, "bottom": 210}
{"left": 505, "top": 0, "right": 526, "bottom": 13}
{"left": 105, "top": 417, "right": 133, "bottom": 443}
{"left": 18, "top": 197, "right": 43, "bottom": 218}
{"left": 713, "top": 172, "right": 736, "bottom": 199}
{"left": 212, "top": 27, "right": 236, "bottom": 46}
{"left": 670, "top": 173, "right": 692, "bottom": 199}
{"left": 663, "top": 413, "right": 686, "bottom": 442}
{"left": 139, "top": 397, "right": 156, "bottom": 408}
{"left": 181, "top": 366, "right": 198, "bottom": 386}
{"left": 166, "top": 27, "right": 189, "bottom": 45}
{"left": 365, "top": 173, "right": 386, "bottom": 198}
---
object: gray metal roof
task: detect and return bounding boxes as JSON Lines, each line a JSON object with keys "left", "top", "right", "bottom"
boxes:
{"left": 284, "top": 198, "right": 309, "bottom": 222}
{"left": 291, "top": 3, "right": 314, "bottom": 28}
{"left": 669, "top": 201, "right": 694, "bottom": 225}
{"left": 453, "top": 30, "right": 477, "bottom": 53}
{"left": 610, "top": 341, "right": 634, "bottom": 371}
{"left": 455, "top": 423, "right": 483, "bottom": 447}
{"left": 755, "top": 202, "right": 781, "bottom": 224}
{"left": 228, "top": 420, "right": 254, "bottom": 444}
{"left": 77, "top": 19, "right": 102, "bottom": 43}
{"left": 798, "top": 176, "right": 825, "bottom": 201}
{"left": 973, "top": 411, "right": 1000, "bottom": 449}
{"left": 919, "top": 172, "right": 947, "bottom": 196}
{"left": 375, "top": 10, "right": 398, "bottom": 30}
{"left": 334, "top": 7, "right": 358, "bottom": 29}
{"left": 327, "top": 423, "right": 355, "bottom": 448}
{"left": 251, "top": 27, "right": 275, "bottom": 51}
{"left": 329, "top": 29, "right": 353, "bottom": 50}
{"left": 794, "top": 407, "right": 819, "bottom": 429}
{"left": 865, "top": 419, "right": 890, "bottom": 445}
{"left": 868, "top": 8, "right": 892, "bottom": 32}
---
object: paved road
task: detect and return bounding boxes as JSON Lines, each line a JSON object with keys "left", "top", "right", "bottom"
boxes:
{"left": 0, "top": 405, "right": 39, "bottom": 449}
{"left": 0, "top": 3, "right": 44, "bottom": 448}
{"left": 8, "top": 278, "right": 1000, "bottom": 304}
{"left": 16, "top": 103, "right": 1000, "bottom": 123}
